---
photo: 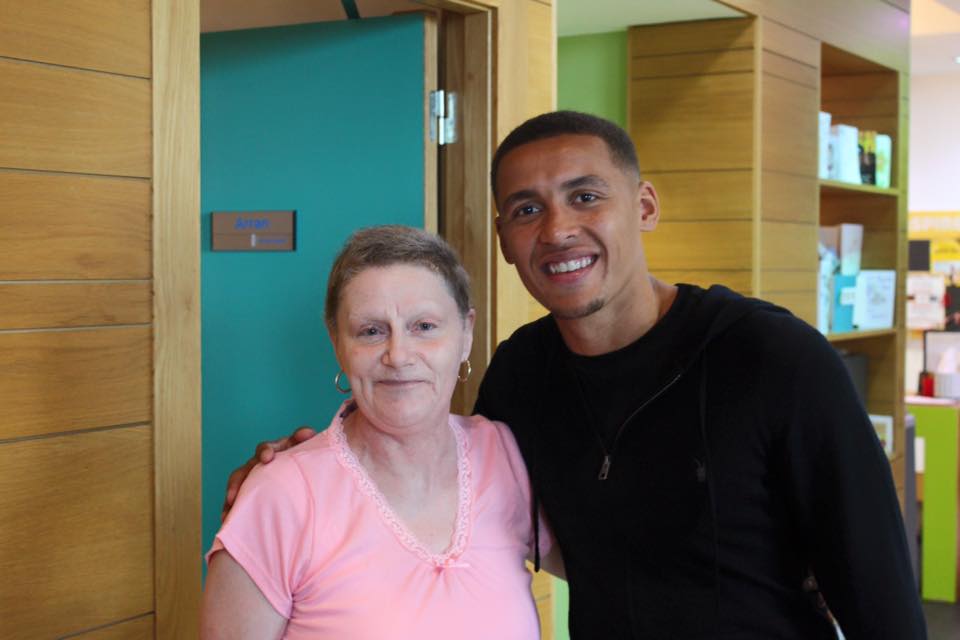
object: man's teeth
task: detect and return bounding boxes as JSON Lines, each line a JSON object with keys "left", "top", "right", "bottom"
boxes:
{"left": 548, "top": 256, "right": 594, "bottom": 274}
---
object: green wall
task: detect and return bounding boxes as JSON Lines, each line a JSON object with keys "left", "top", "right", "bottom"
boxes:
{"left": 558, "top": 31, "right": 628, "bottom": 127}
{"left": 200, "top": 16, "right": 426, "bottom": 559}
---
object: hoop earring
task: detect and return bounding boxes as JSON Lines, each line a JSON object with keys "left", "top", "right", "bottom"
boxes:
{"left": 457, "top": 360, "right": 472, "bottom": 383}
{"left": 334, "top": 370, "right": 352, "bottom": 394}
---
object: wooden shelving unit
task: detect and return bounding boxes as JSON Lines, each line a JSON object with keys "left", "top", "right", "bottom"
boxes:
{"left": 820, "top": 179, "right": 900, "bottom": 198}
{"left": 819, "top": 42, "right": 908, "bottom": 498}
{"left": 827, "top": 328, "right": 899, "bottom": 343}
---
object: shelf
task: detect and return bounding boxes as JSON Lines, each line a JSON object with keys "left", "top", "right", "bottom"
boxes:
{"left": 819, "top": 179, "right": 900, "bottom": 197}
{"left": 826, "top": 328, "right": 898, "bottom": 343}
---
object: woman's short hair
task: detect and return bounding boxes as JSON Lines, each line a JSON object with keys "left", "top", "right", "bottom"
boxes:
{"left": 325, "top": 225, "right": 472, "bottom": 331}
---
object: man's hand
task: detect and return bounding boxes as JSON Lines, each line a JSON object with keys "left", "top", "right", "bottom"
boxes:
{"left": 221, "top": 426, "right": 317, "bottom": 521}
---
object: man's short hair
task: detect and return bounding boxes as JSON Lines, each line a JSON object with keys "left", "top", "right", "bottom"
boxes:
{"left": 490, "top": 110, "right": 641, "bottom": 199}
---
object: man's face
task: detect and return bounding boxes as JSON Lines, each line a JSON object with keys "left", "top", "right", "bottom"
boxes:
{"left": 494, "top": 134, "right": 659, "bottom": 320}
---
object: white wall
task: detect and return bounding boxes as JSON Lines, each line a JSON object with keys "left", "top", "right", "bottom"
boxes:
{"left": 909, "top": 73, "right": 960, "bottom": 211}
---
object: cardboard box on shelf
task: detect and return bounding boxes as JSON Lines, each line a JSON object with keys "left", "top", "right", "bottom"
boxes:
{"left": 832, "top": 274, "right": 858, "bottom": 333}
{"left": 853, "top": 269, "right": 897, "bottom": 330}
{"left": 875, "top": 134, "right": 892, "bottom": 189}
{"left": 819, "top": 224, "right": 863, "bottom": 276}
{"left": 830, "top": 123, "right": 861, "bottom": 183}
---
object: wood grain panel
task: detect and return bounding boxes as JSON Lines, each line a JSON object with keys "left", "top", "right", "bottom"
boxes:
{"left": 153, "top": 1, "right": 202, "bottom": 638}
{"left": 761, "top": 73, "right": 818, "bottom": 176}
{"left": 443, "top": 10, "right": 493, "bottom": 415}
{"left": 531, "top": 570, "right": 553, "bottom": 639}
{"left": 819, "top": 191, "right": 898, "bottom": 230}
{"left": 761, "top": 270, "right": 816, "bottom": 292}
{"left": 761, "top": 171, "right": 817, "bottom": 223}
{"left": 0, "top": 282, "right": 151, "bottom": 330}
{"left": 655, "top": 270, "right": 752, "bottom": 294}
{"left": 70, "top": 615, "right": 154, "bottom": 640}
{"left": 631, "top": 49, "right": 753, "bottom": 78}
{"left": 759, "top": 18, "right": 819, "bottom": 68}
{"left": 0, "top": 171, "right": 151, "bottom": 280}
{"left": 718, "top": 0, "right": 909, "bottom": 71}
{"left": 0, "top": 327, "right": 151, "bottom": 440}
{"left": 822, "top": 96, "right": 900, "bottom": 118}
{"left": 761, "top": 221, "right": 818, "bottom": 271}
{"left": 645, "top": 221, "right": 752, "bottom": 270}
{"left": 0, "top": 1, "right": 151, "bottom": 77}
{"left": 647, "top": 170, "right": 752, "bottom": 221}
{"left": 629, "top": 18, "right": 754, "bottom": 57}
{"left": 525, "top": 1, "right": 555, "bottom": 117}
{"left": 0, "top": 427, "right": 153, "bottom": 639}
{"left": 761, "top": 290, "right": 816, "bottom": 325}
{"left": 630, "top": 72, "right": 754, "bottom": 172}
{"left": 822, "top": 73, "right": 898, "bottom": 102}
{"left": 761, "top": 50, "right": 818, "bottom": 88}
{"left": 0, "top": 59, "right": 151, "bottom": 177}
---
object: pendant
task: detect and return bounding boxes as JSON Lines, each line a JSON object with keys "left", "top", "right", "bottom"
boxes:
{"left": 598, "top": 454, "right": 612, "bottom": 481}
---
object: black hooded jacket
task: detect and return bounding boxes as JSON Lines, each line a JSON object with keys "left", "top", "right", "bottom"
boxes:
{"left": 474, "top": 284, "right": 926, "bottom": 639}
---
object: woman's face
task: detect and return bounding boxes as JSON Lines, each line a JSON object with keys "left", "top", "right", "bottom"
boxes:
{"left": 333, "top": 264, "right": 474, "bottom": 434}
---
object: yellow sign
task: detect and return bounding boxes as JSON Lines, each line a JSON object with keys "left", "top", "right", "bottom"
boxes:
{"left": 909, "top": 211, "right": 960, "bottom": 239}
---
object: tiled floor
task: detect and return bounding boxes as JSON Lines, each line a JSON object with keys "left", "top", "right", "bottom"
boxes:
{"left": 923, "top": 601, "right": 960, "bottom": 639}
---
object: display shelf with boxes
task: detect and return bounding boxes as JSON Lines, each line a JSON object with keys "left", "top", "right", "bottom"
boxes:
{"left": 818, "top": 41, "right": 907, "bottom": 482}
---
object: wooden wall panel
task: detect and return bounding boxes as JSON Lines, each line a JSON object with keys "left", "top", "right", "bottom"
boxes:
{"left": 0, "top": 172, "right": 151, "bottom": 280}
{"left": 0, "top": 1, "right": 151, "bottom": 77}
{"left": 0, "top": 59, "right": 151, "bottom": 177}
{"left": 629, "top": 17, "right": 754, "bottom": 56}
{"left": 760, "top": 221, "right": 818, "bottom": 271}
{"left": 760, "top": 73, "right": 818, "bottom": 176}
{"left": 655, "top": 270, "right": 752, "bottom": 293}
{"left": 762, "top": 290, "right": 816, "bottom": 325}
{"left": 0, "top": 283, "right": 151, "bottom": 330}
{"left": 648, "top": 170, "right": 752, "bottom": 221}
{"left": 71, "top": 615, "right": 154, "bottom": 640}
{"left": 761, "top": 51, "right": 818, "bottom": 87}
{"left": 759, "top": 18, "right": 820, "bottom": 67}
{"left": 645, "top": 221, "right": 753, "bottom": 271}
{"left": 0, "top": 327, "right": 151, "bottom": 440}
{"left": 718, "top": 0, "right": 909, "bottom": 71}
{"left": 760, "top": 172, "right": 817, "bottom": 223}
{"left": 762, "top": 270, "right": 817, "bottom": 292}
{"left": 0, "top": 427, "right": 153, "bottom": 639}
{"left": 630, "top": 72, "right": 754, "bottom": 172}
{"left": 630, "top": 49, "right": 753, "bottom": 78}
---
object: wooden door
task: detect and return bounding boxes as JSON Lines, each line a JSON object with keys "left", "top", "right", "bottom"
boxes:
{"left": 198, "top": 11, "right": 440, "bottom": 559}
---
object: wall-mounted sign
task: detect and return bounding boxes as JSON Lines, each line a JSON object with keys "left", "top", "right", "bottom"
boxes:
{"left": 211, "top": 210, "right": 296, "bottom": 251}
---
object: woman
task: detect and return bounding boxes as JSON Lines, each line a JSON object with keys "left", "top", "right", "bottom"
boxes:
{"left": 201, "top": 225, "right": 552, "bottom": 639}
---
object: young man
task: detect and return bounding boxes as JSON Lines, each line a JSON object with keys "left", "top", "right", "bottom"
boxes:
{"left": 227, "top": 112, "right": 926, "bottom": 639}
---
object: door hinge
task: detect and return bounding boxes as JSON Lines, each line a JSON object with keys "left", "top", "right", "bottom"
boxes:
{"left": 429, "top": 90, "right": 457, "bottom": 146}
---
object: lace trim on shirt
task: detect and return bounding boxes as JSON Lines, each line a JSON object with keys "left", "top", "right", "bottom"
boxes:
{"left": 333, "top": 414, "right": 473, "bottom": 568}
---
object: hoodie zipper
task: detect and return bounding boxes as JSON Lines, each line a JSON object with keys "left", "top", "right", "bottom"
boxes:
{"left": 575, "top": 367, "right": 685, "bottom": 480}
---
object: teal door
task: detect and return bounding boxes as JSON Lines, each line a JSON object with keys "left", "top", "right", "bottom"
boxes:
{"left": 200, "top": 15, "right": 430, "bottom": 555}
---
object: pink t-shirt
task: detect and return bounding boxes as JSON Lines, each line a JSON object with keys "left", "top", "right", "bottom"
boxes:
{"left": 208, "top": 406, "right": 549, "bottom": 639}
